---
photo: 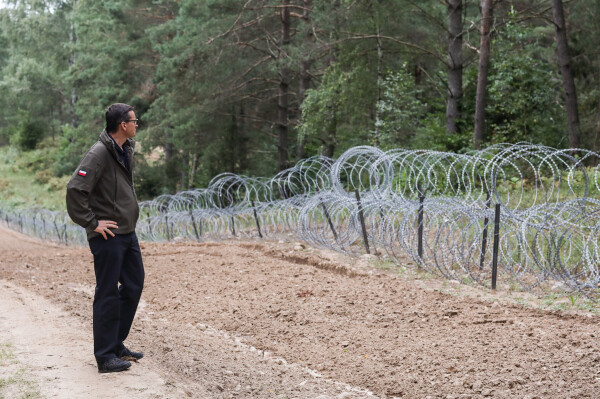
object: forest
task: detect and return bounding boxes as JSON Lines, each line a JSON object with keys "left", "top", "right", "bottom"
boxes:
{"left": 0, "top": 0, "right": 598, "bottom": 201}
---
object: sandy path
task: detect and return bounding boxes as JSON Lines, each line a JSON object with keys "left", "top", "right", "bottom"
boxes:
{"left": 0, "top": 226, "right": 185, "bottom": 398}
{"left": 0, "top": 280, "right": 185, "bottom": 399}
{"left": 1, "top": 225, "right": 600, "bottom": 398}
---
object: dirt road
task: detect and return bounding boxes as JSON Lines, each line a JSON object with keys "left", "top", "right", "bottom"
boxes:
{"left": 1, "top": 225, "right": 599, "bottom": 398}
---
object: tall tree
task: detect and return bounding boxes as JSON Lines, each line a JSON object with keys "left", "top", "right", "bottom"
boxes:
{"left": 568, "top": 1, "right": 600, "bottom": 151}
{"left": 296, "top": 0, "right": 313, "bottom": 159}
{"left": 52, "top": 0, "right": 164, "bottom": 176}
{"left": 484, "top": 15, "right": 565, "bottom": 146}
{"left": 446, "top": 0, "right": 463, "bottom": 135}
{"left": 552, "top": 0, "right": 580, "bottom": 149}
{"left": 473, "top": 0, "right": 494, "bottom": 149}
{"left": 0, "top": 0, "right": 72, "bottom": 141}
{"left": 277, "top": 0, "right": 291, "bottom": 171}
{"left": 4, "top": 0, "right": 598, "bottom": 200}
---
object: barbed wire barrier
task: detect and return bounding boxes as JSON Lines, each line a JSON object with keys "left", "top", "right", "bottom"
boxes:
{"left": 2, "top": 143, "right": 600, "bottom": 295}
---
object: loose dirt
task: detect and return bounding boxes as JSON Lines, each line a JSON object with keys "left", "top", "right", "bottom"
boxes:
{"left": 1, "top": 225, "right": 599, "bottom": 398}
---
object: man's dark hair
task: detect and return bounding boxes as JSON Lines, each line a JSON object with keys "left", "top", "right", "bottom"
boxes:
{"left": 105, "top": 103, "right": 134, "bottom": 133}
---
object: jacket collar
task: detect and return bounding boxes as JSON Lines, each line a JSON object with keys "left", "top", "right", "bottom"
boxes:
{"left": 99, "top": 129, "right": 135, "bottom": 154}
{"left": 99, "top": 129, "right": 135, "bottom": 175}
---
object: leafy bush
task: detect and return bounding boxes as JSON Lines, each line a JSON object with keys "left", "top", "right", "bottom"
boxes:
{"left": 48, "top": 175, "right": 69, "bottom": 192}
{"left": 0, "top": 128, "right": 11, "bottom": 146}
{"left": 0, "top": 178, "right": 11, "bottom": 191}
{"left": 375, "top": 64, "right": 427, "bottom": 149}
{"left": 16, "top": 116, "right": 45, "bottom": 150}
{"left": 486, "top": 15, "right": 565, "bottom": 146}
{"left": 52, "top": 125, "right": 95, "bottom": 177}
{"left": 410, "top": 115, "right": 471, "bottom": 153}
{"left": 134, "top": 158, "right": 167, "bottom": 200}
{"left": 34, "top": 170, "right": 52, "bottom": 185}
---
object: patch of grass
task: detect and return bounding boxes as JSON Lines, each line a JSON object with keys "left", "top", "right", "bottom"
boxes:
{"left": 575, "top": 298, "right": 600, "bottom": 315}
{"left": 0, "top": 343, "right": 16, "bottom": 363}
{"left": 534, "top": 290, "right": 600, "bottom": 314}
{"left": 542, "top": 292, "right": 559, "bottom": 307}
{"left": 460, "top": 275, "right": 475, "bottom": 286}
{"left": 0, "top": 145, "right": 68, "bottom": 211}
{"left": 514, "top": 297, "right": 527, "bottom": 306}
{"left": 415, "top": 269, "right": 437, "bottom": 280}
{"left": 507, "top": 281, "right": 520, "bottom": 294}
{"left": 0, "top": 343, "right": 40, "bottom": 399}
{"left": 371, "top": 258, "right": 400, "bottom": 272}
{"left": 568, "top": 294, "right": 579, "bottom": 307}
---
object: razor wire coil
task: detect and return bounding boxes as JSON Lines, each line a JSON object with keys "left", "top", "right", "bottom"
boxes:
{"left": 3, "top": 143, "right": 600, "bottom": 295}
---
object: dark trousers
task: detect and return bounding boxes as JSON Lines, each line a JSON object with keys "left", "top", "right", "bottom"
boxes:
{"left": 89, "top": 232, "right": 145, "bottom": 363}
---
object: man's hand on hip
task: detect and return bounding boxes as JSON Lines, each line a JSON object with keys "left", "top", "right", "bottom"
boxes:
{"left": 95, "top": 220, "right": 118, "bottom": 240}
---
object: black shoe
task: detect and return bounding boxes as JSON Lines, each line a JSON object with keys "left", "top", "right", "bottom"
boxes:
{"left": 118, "top": 346, "right": 144, "bottom": 361}
{"left": 98, "top": 358, "right": 131, "bottom": 373}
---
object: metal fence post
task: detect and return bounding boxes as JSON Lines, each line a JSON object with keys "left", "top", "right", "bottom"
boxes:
{"left": 190, "top": 210, "right": 200, "bottom": 241}
{"left": 479, "top": 191, "right": 491, "bottom": 270}
{"left": 251, "top": 200, "right": 263, "bottom": 238}
{"left": 320, "top": 201, "right": 338, "bottom": 242}
{"left": 165, "top": 215, "right": 171, "bottom": 241}
{"left": 418, "top": 195, "right": 424, "bottom": 261}
{"left": 491, "top": 203, "right": 501, "bottom": 290}
{"left": 354, "top": 189, "right": 370, "bottom": 254}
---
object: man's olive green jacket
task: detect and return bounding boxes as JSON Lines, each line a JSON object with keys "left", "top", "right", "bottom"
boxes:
{"left": 66, "top": 129, "right": 139, "bottom": 240}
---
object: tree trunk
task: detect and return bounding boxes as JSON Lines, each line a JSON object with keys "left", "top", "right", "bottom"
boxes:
{"left": 323, "top": 116, "right": 337, "bottom": 158}
{"left": 229, "top": 106, "right": 237, "bottom": 173}
{"left": 320, "top": 0, "right": 340, "bottom": 158}
{"left": 237, "top": 104, "right": 248, "bottom": 171}
{"left": 552, "top": 0, "right": 580, "bottom": 149}
{"left": 189, "top": 152, "right": 198, "bottom": 188}
{"left": 180, "top": 153, "right": 188, "bottom": 190}
{"left": 595, "top": 100, "right": 600, "bottom": 152}
{"left": 374, "top": 23, "right": 384, "bottom": 146}
{"left": 277, "top": 0, "right": 291, "bottom": 171}
{"left": 473, "top": 0, "right": 493, "bottom": 149}
{"left": 296, "top": 0, "right": 313, "bottom": 160}
{"left": 165, "top": 129, "right": 173, "bottom": 163}
{"left": 446, "top": 0, "right": 463, "bottom": 135}
{"left": 69, "top": 21, "right": 79, "bottom": 128}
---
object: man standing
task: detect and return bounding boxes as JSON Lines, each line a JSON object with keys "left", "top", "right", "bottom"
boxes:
{"left": 66, "top": 103, "right": 145, "bottom": 373}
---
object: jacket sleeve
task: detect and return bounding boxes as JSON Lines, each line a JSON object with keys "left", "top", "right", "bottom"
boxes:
{"left": 66, "top": 149, "right": 103, "bottom": 230}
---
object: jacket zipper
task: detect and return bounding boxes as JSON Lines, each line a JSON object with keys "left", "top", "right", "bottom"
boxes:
{"left": 113, "top": 164, "right": 117, "bottom": 211}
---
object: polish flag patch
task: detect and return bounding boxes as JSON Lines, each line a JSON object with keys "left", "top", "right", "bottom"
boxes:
{"left": 78, "top": 170, "right": 87, "bottom": 177}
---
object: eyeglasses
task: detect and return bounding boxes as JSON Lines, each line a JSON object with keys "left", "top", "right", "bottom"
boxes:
{"left": 124, "top": 119, "right": 139, "bottom": 126}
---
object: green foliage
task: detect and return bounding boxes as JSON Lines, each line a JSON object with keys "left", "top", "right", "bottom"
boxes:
{"left": 16, "top": 113, "right": 45, "bottom": 150}
{"left": 568, "top": 2, "right": 600, "bottom": 150}
{"left": 484, "top": 14, "right": 566, "bottom": 146}
{"left": 0, "top": 145, "right": 69, "bottom": 210}
{"left": 67, "top": 0, "right": 157, "bottom": 138}
{"left": 411, "top": 115, "right": 471, "bottom": 153}
{"left": 142, "top": 0, "right": 255, "bottom": 191}
{"left": 52, "top": 125, "right": 96, "bottom": 176}
{"left": 134, "top": 157, "right": 167, "bottom": 200}
{"left": 0, "top": 1, "right": 70, "bottom": 144}
{"left": 299, "top": 57, "right": 383, "bottom": 156}
{"left": 0, "top": 0, "right": 598, "bottom": 203}
{"left": 375, "top": 65, "right": 427, "bottom": 148}
{"left": 299, "top": 64, "right": 352, "bottom": 151}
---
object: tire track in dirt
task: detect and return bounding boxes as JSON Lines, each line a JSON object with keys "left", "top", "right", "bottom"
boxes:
{"left": 1, "top": 226, "right": 600, "bottom": 398}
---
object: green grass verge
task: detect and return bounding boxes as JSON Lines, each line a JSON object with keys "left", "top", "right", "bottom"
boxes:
{"left": 0, "top": 145, "right": 68, "bottom": 211}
